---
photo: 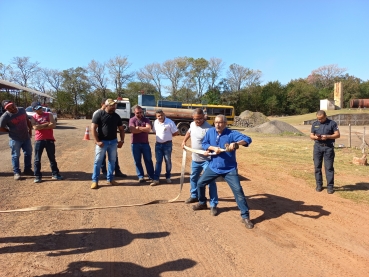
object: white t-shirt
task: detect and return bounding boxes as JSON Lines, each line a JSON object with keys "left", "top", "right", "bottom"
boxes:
{"left": 152, "top": 117, "right": 178, "bottom": 143}
{"left": 188, "top": 121, "right": 212, "bottom": 162}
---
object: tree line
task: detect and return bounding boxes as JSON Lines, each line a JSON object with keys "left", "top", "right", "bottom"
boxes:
{"left": 1, "top": 56, "right": 369, "bottom": 117}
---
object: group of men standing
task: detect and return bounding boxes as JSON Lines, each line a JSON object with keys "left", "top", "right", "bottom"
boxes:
{"left": 1, "top": 96, "right": 340, "bottom": 230}
{"left": 0, "top": 100, "right": 63, "bottom": 183}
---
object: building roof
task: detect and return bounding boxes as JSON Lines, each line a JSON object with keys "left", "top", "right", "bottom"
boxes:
{"left": 0, "top": 79, "right": 54, "bottom": 99}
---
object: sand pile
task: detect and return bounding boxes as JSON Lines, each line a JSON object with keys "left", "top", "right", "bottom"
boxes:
{"left": 234, "top": 110, "right": 269, "bottom": 127}
{"left": 248, "top": 120, "right": 304, "bottom": 135}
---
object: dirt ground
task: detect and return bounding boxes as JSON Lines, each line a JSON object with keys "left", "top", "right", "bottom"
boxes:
{"left": 0, "top": 119, "right": 368, "bottom": 277}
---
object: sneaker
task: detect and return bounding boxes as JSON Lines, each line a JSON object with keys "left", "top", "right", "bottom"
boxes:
{"left": 14, "top": 173, "right": 21, "bottom": 180}
{"left": 242, "top": 218, "right": 254, "bottom": 229}
{"left": 316, "top": 186, "right": 323, "bottom": 192}
{"left": 327, "top": 187, "right": 334, "bottom": 194}
{"left": 52, "top": 174, "right": 63, "bottom": 180}
{"left": 139, "top": 178, "right": 145, "bottom": 183}
{"left": 23, "top": 168, "right": 34, "bottom": 176}
{"left": 91, "top": 182, "right": 99, "bottom": 189}
{"left": 150, "top": 180, "right": 159, "bottom": 186}
{"left": 34, "top": 177, "right": 42, "bottom": 183}
{"left": 166, "top": 178, "right": 172, "bottom": 184}
{"left": 184, "top": 197, "right": 198, "bottom": 204}
{"left": 210, "top": 207, "right": 218, "bottom": 216}
{"left": 115, "top": 171, "right": 127, "bottom": 178}
{"left": 192, "top": 203, "right": 208, "bottom": 211}
{"left": 107, "top": 180, "right": 119, "bottom": 186}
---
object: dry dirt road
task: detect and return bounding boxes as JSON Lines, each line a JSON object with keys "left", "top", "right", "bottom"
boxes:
{"left": 0, "top": 119, "right": 368, "bottom": 277}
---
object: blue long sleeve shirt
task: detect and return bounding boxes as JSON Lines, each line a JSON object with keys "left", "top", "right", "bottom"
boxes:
{"left": 202, "top": 127, "right": 252, "bottom": 174}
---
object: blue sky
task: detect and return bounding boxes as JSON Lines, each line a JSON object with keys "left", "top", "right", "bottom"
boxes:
{"left": 1, "top": 0, "right": 368, "bottom": 87}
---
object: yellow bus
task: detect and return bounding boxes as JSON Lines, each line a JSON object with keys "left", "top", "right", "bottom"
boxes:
{"left": 181, "top": 103, "right": 235, "bottom": 125}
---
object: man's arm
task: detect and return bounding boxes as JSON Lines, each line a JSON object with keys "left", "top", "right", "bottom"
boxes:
{"left": 117, "top": 125, "right": 125, "bottom": 148}
{"left": 0, "top": 127, "right": 9, "bottom": 133}
{"left": 91, "top": 122, "right": 103, "bottom": 147}
{"left": 321, "top": 130, "right": 340, "bottom": 140}
{"left": 181, "top": 131, "right": 191, "bottom": 148}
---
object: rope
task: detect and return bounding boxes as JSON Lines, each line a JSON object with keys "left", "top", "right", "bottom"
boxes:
{"left": 0, "top": 149, "right": 189, "bottom": 213}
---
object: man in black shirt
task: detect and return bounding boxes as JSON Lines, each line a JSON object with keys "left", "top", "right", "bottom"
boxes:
{"left": 90, "top": 99, "right": 125, "bottom": 189}
{"left": 310, "top": 110, "right": 340, "bottom": 194}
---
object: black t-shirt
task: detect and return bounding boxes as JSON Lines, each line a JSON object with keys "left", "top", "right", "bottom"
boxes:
{"left": 92, "top": 110, "right": 122, "bottom": 141}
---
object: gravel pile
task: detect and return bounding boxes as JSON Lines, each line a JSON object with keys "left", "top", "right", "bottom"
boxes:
{"left": 234, "top": 110, "right": 269, "bottom": 128}
{"left": 248, "top": 120, "right": 304, "bottom": 135}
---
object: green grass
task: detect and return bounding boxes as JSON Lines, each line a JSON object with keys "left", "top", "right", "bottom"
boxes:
{"left": 240, "top": 131, "right": 369, "bottom": 204}
{"left": 271, "top": 109, "right": 369, "bottom": 125}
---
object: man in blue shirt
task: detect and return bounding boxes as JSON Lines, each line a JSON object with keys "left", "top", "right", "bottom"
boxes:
{"left": 310, "top": 110, "right": 340, "bottom": 194}
{"left": 192, "top": 114, "right": 254, "bottom": 229}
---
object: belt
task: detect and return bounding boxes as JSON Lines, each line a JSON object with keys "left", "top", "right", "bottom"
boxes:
{"left": 156, "top": 140, "right": 172, "bottom": 144}
{"left": 316, "top": 142, "right": 333, "bottom": 147}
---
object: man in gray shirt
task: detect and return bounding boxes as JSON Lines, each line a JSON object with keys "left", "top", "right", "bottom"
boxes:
{"left": 0, "top": 100, "right": 33, "bottom": 180}
{"left": 181, "top": 108, "right": 218, "bottom": 216}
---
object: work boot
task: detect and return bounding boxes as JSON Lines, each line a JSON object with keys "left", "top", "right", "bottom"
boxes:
{"left": 14, "top": 173, "right": 21, "bottom": 180}
{"left": 242, "top": 218, "right": 254, "bottom": 229}
{"left": 327, "top": 187, "right": 334, "bottom": 194}
{"left": 150, "top": 180, "right": 159, "bottom": 186}
{"left": 91, "top": 182, "right": 99, "bottom": 189}
{"left": 107, "top": 180, "right": 119, "bottom": 186}
{"left": 23, "top": 168, "right": 34, "bottom": 176}
{"left": 184, "top": 197, "right": 198, "bottom": 204}
{"left": 115, "top": 171, "right": 127, "bottom": 178}
{"left": 210, "top": 207, "right": 218, "bottom": 216}
{"left": 192, "top": 203, "right": 208, "bottom": 211}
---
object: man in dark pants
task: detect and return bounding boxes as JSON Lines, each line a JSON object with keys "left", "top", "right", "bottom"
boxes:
{"left": 310, "top": 110, "right": 340, "bottom": 194}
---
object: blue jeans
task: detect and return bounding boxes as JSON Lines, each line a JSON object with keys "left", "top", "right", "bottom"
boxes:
{"left": 131, "top": 143, "right": 154, "bottom": 179}
{"left": 92, "top": 139, "right": 117, "bottom": 182}
{"left": 9, "top": 138, "right": 32, "bottom": 174}
{"left": 154, "top": 142, "right": 173, "bottom": 180}
{"left": 190, "top": 160, "right": 218, "bottom": 207}
{"left": 313, "top": 144, "right": 335, "bottom": 188}
{"left": 101, "top": 153, "right": 121, "bottom": 174}
{"left": 197, "top": 167, "right": 250, "bottom": 219}
{"left": 34, "top": 140, "right": 60, "bottom": 178}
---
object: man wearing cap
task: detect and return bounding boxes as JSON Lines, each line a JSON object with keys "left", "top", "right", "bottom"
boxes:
{"left": 150, "top": 109, "right": 179, "bottom": 186}
{"left": 0, "top": 100, "right": 33, "bottom": 180}
{"left": 91, "top": 98, "right": 125, "bottom": 189}
{"left": 93, "top": 98, "right": 127, "bottom": 179}
{"left": 30, "top": 105, "right": 63, "bottom": 183}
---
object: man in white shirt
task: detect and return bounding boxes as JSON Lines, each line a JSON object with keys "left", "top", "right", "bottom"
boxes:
{"left": 181, "top": 108, "right": 218, "bottom": 216}
{"left": 150, "top": 109, "right": 179, "bottom": 186}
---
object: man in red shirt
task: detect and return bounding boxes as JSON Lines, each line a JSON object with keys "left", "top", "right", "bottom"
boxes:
{"left": 30, "top": 105, "right": 63, "bottom": 183}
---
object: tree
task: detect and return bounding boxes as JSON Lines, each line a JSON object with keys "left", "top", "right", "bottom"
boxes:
{"left": 61, "top": 67, "right": 91, "bottom": 116}
{"left": 307, "top": 64, "right": 347, "bottom": 89}
{"left": 226, "top": 63, "right": 262, "bottom": 92}
{"left": 107, "top": 56, "right": 134, "bottom": 97}
{"left": 286, "top": 79, "right": 319, "bottom": 114}
{"left": 161, "top": 57, "right": 189, "bottom": 100}
{"left": 0, "top": 62, "right": 12, "bottom": 80}
{"left": 87, "top": 60, "right": 109, "bottom": 98}
{"left": 207, "top": 57, "right": 224, "bottom": 90}
{"left": 137, "top": 63, "right": 164, "bottom": 98}
{"left": 187, "top": 57, "right": 209, "bottom": 100}
{"left": 10, "top": 57, "right": 40, "bottom": 87}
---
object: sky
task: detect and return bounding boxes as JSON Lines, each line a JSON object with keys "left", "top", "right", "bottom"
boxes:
{"left": 1, "top": 0, "right": 368, "bottom": 89}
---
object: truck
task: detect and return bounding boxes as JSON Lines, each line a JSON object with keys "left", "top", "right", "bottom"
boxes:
{"left": 114, "top": 95, "right": 194, "bottom": 136}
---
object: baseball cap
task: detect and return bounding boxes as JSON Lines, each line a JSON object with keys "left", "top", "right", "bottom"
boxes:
{"left": 2, "top": 100, "right": 13, "bottom": 109}
{"left": 33, "top": 105, "right": 43, "bottom": 110}
{"left": 105, "top": 99, "right": 117, "bottom": 106}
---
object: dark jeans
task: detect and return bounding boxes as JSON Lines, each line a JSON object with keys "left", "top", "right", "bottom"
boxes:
{"left": 131, "top": 143, "right": 154, "bottom": 179}
{"left": 34, "top": 140, "right": 60, "bottom": 178}
{"left": 313, "top": 143, "right": 335, "bottom": 188}
{"left": 197, "top": 167, "right": 250, "bottom": 219}
{"left": 101, "top": 153, "right": 121, "bottom": 174}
